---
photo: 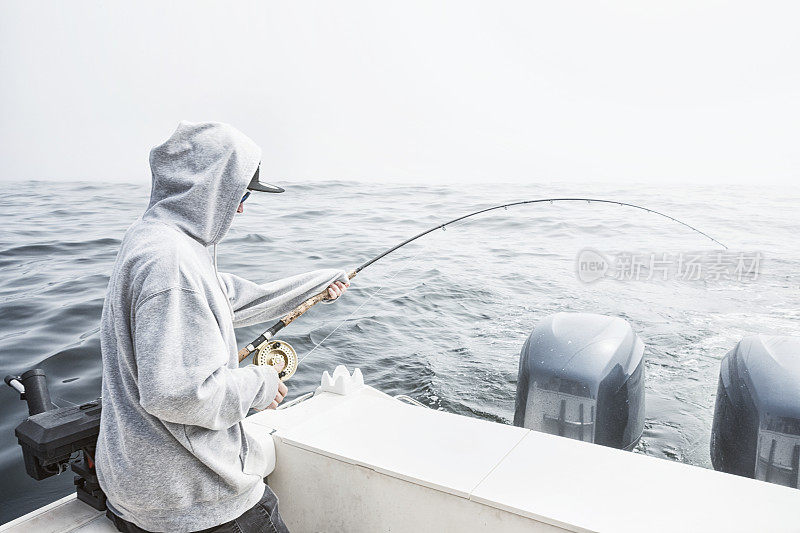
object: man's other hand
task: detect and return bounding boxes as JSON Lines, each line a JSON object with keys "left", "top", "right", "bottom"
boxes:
{"left": 267, "top": 381, "right": 288, "bottom": 410}
{"left": 326, "top": 280, "right": 349, "bottom": 300}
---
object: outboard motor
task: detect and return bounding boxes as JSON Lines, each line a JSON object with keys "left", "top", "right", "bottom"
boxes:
{"left": 710, "top": 335, "right": 800, "bottom": 489}
{"left": 514, "top": 313, "right": 645, "bottom": 450}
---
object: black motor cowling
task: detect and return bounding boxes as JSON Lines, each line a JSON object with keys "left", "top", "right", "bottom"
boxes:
{"left": 710, "top": 335, "right": 800, "bottom": 489}
{"left": 514, "top": 313, "right": 645, "bottom": 450}
{"left": 5, "top": 369, "right": 106, "bottom": 510}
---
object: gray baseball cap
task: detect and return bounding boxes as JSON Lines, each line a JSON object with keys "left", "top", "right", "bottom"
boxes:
{"left": 247, "top": 165, "right": 284, "bottom": 193}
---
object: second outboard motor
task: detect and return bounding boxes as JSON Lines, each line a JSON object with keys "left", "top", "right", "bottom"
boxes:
{"left": 710, "top": 335, "right": 800, "bottom": 489}
{"left": 514, "top": 312, "right": 645, "bottom": 450}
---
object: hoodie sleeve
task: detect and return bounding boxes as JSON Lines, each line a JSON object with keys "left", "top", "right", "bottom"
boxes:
{"left": 218, "top": 269, "right": 348, "bottom": 328}
{"left": 133, "top": 287, "right": 280, "bottom": 430}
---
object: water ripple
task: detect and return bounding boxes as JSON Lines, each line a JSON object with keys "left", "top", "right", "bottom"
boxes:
{"left": 0, "top": 179, "right": 798, "bottom": 522}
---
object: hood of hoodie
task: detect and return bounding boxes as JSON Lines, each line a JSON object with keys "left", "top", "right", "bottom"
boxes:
{"left": 143, "top": 121, "right": 262, "bottom": 245}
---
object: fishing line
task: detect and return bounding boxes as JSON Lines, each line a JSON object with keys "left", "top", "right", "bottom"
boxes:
{"left": 297, "top": 214, "right": 475, "bottom": 365}
{"left": 296, "top": 248, "right": 423, "bottom": 365}
{"left": 239, "top": 198, "right": 727, "bottom": 379}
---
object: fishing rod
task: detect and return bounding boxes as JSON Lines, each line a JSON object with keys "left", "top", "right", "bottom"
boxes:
{"left": 239, "top": 197, "right": 727, "bottom": 379}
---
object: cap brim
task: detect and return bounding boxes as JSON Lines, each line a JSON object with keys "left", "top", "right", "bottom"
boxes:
{"left": 247, "top": 171, "right": 285, "bottom": 193}
{"left": 247, "top": 164, "right": 285, "bottom": 193}
{"left": 247, "top": 180, "right": 285, "bottom": 193}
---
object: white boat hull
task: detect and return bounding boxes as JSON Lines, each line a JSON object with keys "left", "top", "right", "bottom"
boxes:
{"left": 3, "top": 367, "right": 800, "bottom": 532}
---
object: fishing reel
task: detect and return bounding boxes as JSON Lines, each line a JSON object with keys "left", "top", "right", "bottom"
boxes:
{"left": 252, "top": 340, "right": 298, "bottom": 381}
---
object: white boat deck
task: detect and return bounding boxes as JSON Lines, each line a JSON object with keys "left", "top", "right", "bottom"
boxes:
{"left": 0, "top": 495, "right": 110, "bottom": 533}
{"left": 3, "top": 367, "right": 800, "bottom": 532}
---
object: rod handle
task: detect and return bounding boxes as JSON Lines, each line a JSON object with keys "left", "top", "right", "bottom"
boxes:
{"left": 280, "top": 270, "right": 357, "bottom": 327}
{"left": 279, "top": 292, "right": 327, "bottom": 327}
{"left": 238, "top": 270, "right": 357, "bottom": 363}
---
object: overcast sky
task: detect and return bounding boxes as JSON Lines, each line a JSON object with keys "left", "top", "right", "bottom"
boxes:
{"left": 0, "top": 1, "right": 797, "bottom": 185}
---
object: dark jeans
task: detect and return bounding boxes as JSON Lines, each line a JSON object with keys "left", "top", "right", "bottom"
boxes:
{"left": 106, "top": 487, "right": 290, "bottom": 533}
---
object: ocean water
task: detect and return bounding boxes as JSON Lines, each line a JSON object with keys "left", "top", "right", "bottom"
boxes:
{"left": 0, "top": 179, "right": 798, "bottom": 522}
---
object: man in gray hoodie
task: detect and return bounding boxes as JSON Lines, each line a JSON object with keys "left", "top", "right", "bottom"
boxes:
{"left": 95, "top": 121, "right": 348, "bottom": 532}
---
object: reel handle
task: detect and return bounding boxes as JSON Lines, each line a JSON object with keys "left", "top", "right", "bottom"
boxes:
{"left": 238, "top": 270, "right": 357, "bottom": 363}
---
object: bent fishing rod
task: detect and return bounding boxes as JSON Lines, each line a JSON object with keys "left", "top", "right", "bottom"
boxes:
{"left": 239, "top": 198, "right": 727, "bottom": 379}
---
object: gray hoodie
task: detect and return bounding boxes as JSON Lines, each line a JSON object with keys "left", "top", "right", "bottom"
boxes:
{"left": 95, "top": 121, "right": 345, "bottom": 532}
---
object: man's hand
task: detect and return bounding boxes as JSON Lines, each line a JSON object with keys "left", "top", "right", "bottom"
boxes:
{"left": 326, "top": 280, "right": 350, "bottom": 300}
{"left": 267, "top": 381, "right": 288, "bottom": 410}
